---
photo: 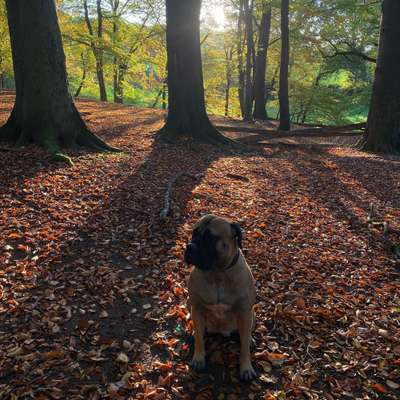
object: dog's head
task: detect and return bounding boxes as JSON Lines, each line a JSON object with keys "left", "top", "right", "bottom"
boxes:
{"left": 184, "top": 214, "right": 242, "bottom": 271}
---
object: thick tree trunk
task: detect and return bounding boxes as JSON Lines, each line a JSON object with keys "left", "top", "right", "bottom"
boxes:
{"left": 237, "top": 0, "right": 245, "bottom": 118}
{"left": 253, "top": 4, "right": 272, "bottom": 120}
{"left": 360, "top": 0, "right": 400, "bottom": 153}
{"left": 159, "top": 0, "right": 231, "bottom": 144}
{"left": 278, "top": 0, "right": 290, "bottom": 131}
{"left": 243, "top": 0, "right": 254, "bottom": 121}
{"left": 0, "top": 0, "right": 116, "bottom": 159}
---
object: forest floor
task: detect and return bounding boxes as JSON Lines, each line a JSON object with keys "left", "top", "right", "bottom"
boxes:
{"left": 0, "top": 94, "right": 399, "bottom": 400}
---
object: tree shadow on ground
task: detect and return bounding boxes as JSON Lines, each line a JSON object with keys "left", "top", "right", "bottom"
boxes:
{"left": 1, "top": 130, "right": 266, "bottom": 396}
{"left": 2, "top": 107, "right": 399, "bottom": 398}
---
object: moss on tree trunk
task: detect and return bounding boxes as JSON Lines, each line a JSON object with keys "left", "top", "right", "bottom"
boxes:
{"left": 0, "top": 0, "right": 117, "bottom": 162}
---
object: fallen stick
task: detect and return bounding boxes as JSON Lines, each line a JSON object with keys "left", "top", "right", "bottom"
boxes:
{"left": 160, "top": 173, "right": 203, "bottom": 220}
{"left": 235, "top": 131, "right": 362, "bottom": 145}
{"left": 215, "top": 122, "right": 366, "bottom": 136}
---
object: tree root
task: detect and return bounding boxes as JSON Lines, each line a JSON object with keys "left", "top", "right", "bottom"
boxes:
{"left": 0, "top": 119, "right": 122, "bottom": 164}
{"left": 53, "top": 152, "right": 74, "bottom": 166}
{"left": 78, "top": 129, "right": 122, "bottom": 153}
{"left": 157, "top": 123, "right": 244, "bottom": 150}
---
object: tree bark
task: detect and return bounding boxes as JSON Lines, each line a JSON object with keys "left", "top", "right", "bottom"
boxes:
{"left": 83, "top": 0, "right": 108, "bottom": 102}
{"left": 237, "top": 0, "right": 245, "bottom": 118}
{"left": 112, "top": 1, "right": 121, "bottom": 103}
{"left": 0, "top": 0, "right": 116, "bottom": 159}
{"left": 74, "top": 53, "right": 87, "bottom": 98}
{"left": 253, "top": 3, "right": 272, "bottom": 120}
{"left": 158, "top": 0, "right": 231, "bottom": 144}
{"left": 360, "top": 0, "right": 400, "bottom": 153}
{"left": 278, "top": 0, "right": 290, "bottom": 131}
{"left": 243, "top": 0, "right": 255, "bottom": 121}
{"left": 224, "top": 48, "right": 233, "bottom": 117}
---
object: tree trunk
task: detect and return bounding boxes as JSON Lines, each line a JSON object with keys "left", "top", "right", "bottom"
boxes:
{"left": 74, "top": 53, "right": 87, "bottom": 98}
{"left": 114, "top": 65, "right": 126, "bottom": 104}
{"left": 158, "top": 0, "right": 231, "bottom": 144}
{"left": 0, "top": 72, "right": 4, "bottom": 90}
{"left": 237, "top": 0, "right": 245, "bottom": 118}
{"left": 162, "top": 81, "right": 167, "bottom": 110}
{"left": 224, "top": 48, "right": 233, "bottom": 117}
{"left": 112, "top": 2, "right": 120, "bottom": 103}
{"left": 243, "top": 0, "right": 254, "bottom": 121}
{"left": 253, "top": 4, "right": 272, "bottom": 120}
{"left": 0, "top": 0, "right": 116, "bottom": 159}
{"left": 300, "top": 71, "right": 322, "bottom": 124}
{"left": 96, "top": 0, "right": 107, "bottom": 102}
{"left": 83, "top": 0, "right": 107, "bottom": 102}
{"left": 360, "top": 0, "right": 400, "bottom": 153}
{"left": 278, "top": 0, "right": 290, "bottom": 131}
{"left": 265, "top": 64, "right": 279, "bottom": 109}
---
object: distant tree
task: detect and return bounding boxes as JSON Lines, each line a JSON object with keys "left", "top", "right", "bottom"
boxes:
{"left": 236, "top": 0, "right": 245, "bottom": 118}
{"left": 224, "top": 46, "right": 234, "bottom": 117}
{"left": 278, "top": 0, "right": 290, "bottom": 131}
{"left": 243, "top": 0, "right": 254, "bottom": 121}
{"left": 0, "top": 0, "right": 116, "bottom": 160}
{"left": 159, "top": 0, "right": 230, "bottom": 143}
{"left": 360, "top": 0, "right": 400, "bottom": 153}
{"left": 0, "top": 1, "right": 11, "bottom": 90}
{"left": 253, "top": 2, "right": 272, "bottom": 120}
{"left": 83, "top": 0, "right": 108, "bottom": 102}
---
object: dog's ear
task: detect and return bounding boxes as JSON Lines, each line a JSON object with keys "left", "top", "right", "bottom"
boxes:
{"left": 231, "top": 223, "right": 243, "bottom": 249}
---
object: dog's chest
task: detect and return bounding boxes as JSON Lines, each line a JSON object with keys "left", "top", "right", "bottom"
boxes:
{"left": 204, "top": 302, "right": 231, "bottom": 319}
{"left": 201, "top": 280, "right": 236, "bottom": 317}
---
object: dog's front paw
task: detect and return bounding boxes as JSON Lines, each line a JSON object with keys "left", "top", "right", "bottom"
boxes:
{"left": 240, "top": 361, "right": 257, "bottom": 381}
{"left": 190, "top": 353, "right": 206, "bottom": 372}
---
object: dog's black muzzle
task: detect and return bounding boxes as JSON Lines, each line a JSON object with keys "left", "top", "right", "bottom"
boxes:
{"left": 184, "top": 242, "right": 200, "bottom": 265}
{"left": 184, "top": 240, "right": 214, "bottom": 271}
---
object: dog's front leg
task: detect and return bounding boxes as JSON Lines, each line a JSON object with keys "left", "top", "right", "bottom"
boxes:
{"left": 190, "top": 305, "right": 206, "bottom": 371}
{"left": 237, "top": 308, "right": 257, "bottom": 381}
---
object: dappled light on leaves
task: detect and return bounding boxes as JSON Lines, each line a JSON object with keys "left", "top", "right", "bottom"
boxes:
{"left": 0, "top": 96, "right": 399, "bottom": 398}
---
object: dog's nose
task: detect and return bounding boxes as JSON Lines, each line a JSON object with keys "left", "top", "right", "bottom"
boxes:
{"left": 184, "top": 242, "right": 198, "bottom": 265}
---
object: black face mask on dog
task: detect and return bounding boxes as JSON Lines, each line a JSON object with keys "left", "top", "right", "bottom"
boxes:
{"left": 184, "top": 227, "right": 219, "bottom": 270}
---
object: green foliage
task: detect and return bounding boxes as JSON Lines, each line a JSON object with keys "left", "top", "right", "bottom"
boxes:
{"left": 1, "top": 0, "right": 382, "bottom": 126}
{"left": 0, "top": 0, "right": 12, "bottom": 87}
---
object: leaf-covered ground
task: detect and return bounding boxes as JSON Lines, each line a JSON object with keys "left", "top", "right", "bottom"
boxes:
{"left": 0, "top": 94, "right": 399, "bottom": 400}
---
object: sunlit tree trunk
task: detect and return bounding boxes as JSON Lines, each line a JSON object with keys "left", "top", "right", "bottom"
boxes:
{"left": 159, "top": 0, "right": 230, "bottom": 144}
{"left": 0, "top": 0, "right": 116, "bottom": 159}
{"left": 278, "top": 0, "right": 290, "bottom": 131}
{"left": 360, "top": 0, "right": 400, "bottom": 153}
